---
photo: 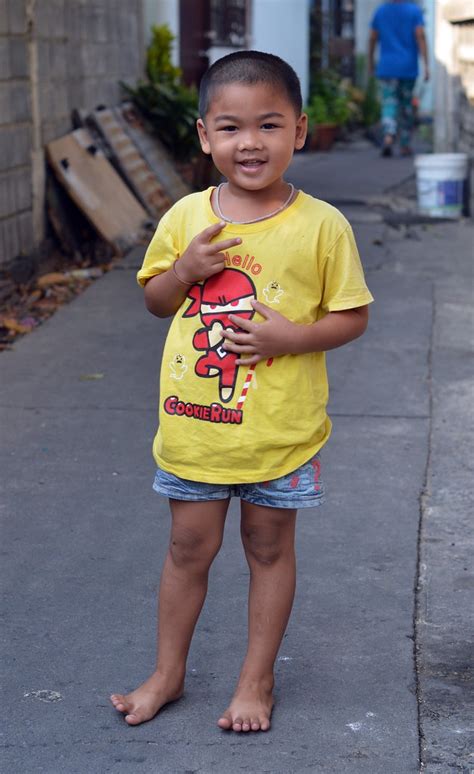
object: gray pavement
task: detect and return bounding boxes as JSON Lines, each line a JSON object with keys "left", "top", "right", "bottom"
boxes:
{"left": 1, "top": 142, "right": 473, "bottom": 773}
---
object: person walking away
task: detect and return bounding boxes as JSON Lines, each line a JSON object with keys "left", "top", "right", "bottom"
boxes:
{"left": 110, "top": 50, "right": 373, "bottom": 733}
{"left": 368, "top": 0, "right": 429, "bottom": 157}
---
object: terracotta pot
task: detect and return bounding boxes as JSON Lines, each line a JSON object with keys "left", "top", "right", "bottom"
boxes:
{"left": 311, "top": 123, "right": 338, "bottom": 151}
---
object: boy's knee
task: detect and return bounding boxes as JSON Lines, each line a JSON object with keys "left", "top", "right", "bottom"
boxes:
{"left": 242, "top": 527, "right": 283, "bottom": 566}
{"left": 169, "top": 526, "right": 221, "bottom": 569}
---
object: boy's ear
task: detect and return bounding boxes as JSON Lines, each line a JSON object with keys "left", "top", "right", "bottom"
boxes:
{"left": 196, "top": 118, "right": 211, "bottom": 155}
{"left": 295, "top": 113, "right": 308, "bottom": 150}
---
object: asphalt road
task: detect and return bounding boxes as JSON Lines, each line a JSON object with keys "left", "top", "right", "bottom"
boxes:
{"left": 1, "top": 145, "right": 472, "bottom": 773}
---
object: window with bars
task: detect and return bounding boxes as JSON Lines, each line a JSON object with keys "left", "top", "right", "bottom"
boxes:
{"left": 209, "top": 0, "right": 248, "bottom": 47}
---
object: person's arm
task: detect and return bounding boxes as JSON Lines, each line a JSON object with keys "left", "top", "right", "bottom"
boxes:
{"left": 368, "top": 29, "right": 378, "bottom": 78}
{"left": 415, "top": 25, "right": 430, "bottom": 81}
{"left": 221, "top": 300, "right": 369, "bottom": 365}
{"left": 143, "top": 222, "right": 242, "bottom": 318}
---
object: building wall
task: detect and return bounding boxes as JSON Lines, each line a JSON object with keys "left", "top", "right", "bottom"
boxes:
{"left": 143, "top": 0, "right": 180, "bottom": 64}
{"left": 162, "top": 0, "right": 310, "bottom": 101}
{"left": 434, "top": 0, "right": 474, "bottom": 153}
{"left": 251, "top": 0, "right": 310, "bottom": 103}
{"left": 0, "top": 0, "right": 144, "bottom": 268}
{"left": 0, "top": 2, "right": 34, "bottom": 266}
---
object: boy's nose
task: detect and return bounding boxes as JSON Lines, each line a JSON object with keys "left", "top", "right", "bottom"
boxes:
{"left": 237, "top": 132, "right": 263, "bottom": 151}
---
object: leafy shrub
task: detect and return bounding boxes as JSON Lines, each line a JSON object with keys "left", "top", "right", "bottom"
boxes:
{"left": 305, "top": 70, "right": 351, "bottom": 128}
{"left": 361, "top": 77, "right": 381, "bottom": 127}
{"left": 122, "top": 25, "right": 200, "bottom": 163}
{"left": 146, "top": 24, "right": 182, "bottom": 85}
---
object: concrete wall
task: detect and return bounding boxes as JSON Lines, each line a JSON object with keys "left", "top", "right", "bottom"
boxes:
{"left": 0, "top": 0, "right": 144, "bottom": 268}
{"left": 0, "top": 2, "right": 34, "bottom": 266}
{"left": 143, "top": 0, "right": 179, "bottom": 65}
{"left": 434, "top": 2, "right": 474, "bottom": 151}
{"left": 434, "top": 1, "right": 474, "bottom": 216}
{"left": 250, "top": 0, "right": 310, "bottom": 103}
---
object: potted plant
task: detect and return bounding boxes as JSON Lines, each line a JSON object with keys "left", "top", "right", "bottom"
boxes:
{"left": 305, "top": 70, "right": 351, "bottom": 151}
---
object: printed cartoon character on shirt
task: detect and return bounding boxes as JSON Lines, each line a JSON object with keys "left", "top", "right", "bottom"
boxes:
{"left": 183, "top": 268, "right": 257, "bottom": 403}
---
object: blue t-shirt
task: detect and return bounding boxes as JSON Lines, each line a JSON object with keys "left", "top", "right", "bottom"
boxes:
{"left": 371, "top": 2, "right": 424, "bottom": 79}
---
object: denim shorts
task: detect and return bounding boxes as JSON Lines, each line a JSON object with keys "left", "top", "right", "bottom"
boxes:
{"left": 153, "top": 452, "right": 325, "bottom": 510}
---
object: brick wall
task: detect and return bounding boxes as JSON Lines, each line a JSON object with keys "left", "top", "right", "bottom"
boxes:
{"left": 0, "top": 0, "right": 144, "bottom": 268}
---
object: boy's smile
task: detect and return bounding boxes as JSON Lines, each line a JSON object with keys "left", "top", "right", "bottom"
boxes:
{"left": 197, "top": 83, "right": 307, "bottom": 208}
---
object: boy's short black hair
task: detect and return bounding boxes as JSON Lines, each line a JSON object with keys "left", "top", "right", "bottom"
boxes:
{"left": 199, "top": 50, "right": 303, "bottom": 118}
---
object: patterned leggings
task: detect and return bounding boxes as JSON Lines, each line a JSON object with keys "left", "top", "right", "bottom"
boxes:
{"left": 379, "top": 79, "right": 416, "bottom": 148}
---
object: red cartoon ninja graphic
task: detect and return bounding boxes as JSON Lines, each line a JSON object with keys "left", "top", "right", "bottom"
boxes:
{"left": 183, "top": 269, "right": 257, "bottom": 403}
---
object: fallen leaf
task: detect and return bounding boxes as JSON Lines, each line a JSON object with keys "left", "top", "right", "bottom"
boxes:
{"left": 37, "top": 272, "right": 70, "bottom": 288}
{"left": 0, "top": 317, "right": 33, "bottom": 334}
{"left": 32, "top": 299, "right": 62, "bottom": 311}
{"left": 27, "top": 290, "right": 42, "bottom": 304}
{"left": 79, "top": 373, "right": 105, "bottom": 381}
{"left": 67, "top": 267, "right": 103, "bottom": 280}
{"left": 20, "top": 316, "right": 38, "bottom": 329}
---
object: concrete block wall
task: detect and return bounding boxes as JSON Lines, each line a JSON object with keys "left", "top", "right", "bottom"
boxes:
{"left": 0, "top": 1, "right": 32, "bottom": 263}
{"left": 0, "top": 0, "right": 145, "bottom": 269}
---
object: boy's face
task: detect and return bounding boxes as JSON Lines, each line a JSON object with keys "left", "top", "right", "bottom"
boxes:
{"left": 196, "top": 82, "right": 307, "bottom": 194}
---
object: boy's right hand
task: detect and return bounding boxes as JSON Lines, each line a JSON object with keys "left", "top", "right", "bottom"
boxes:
{"left": 174, "top": 222, "right": 242, "bottom": 284}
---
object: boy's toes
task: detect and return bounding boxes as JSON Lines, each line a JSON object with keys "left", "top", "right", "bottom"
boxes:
{"left": 217, "top": 707, "right": 271, "bottom": 733}
{"left": 217, "top": 711, "right": 233, "bottom": 730}
{"left": 110, "top": 693, "right": 143, "bottom": 723}
{"left": 110, "top": 694, "right": 127, "bottom": 712}
{"left": 124, "top": 712, "right": 143, "bottom": 725}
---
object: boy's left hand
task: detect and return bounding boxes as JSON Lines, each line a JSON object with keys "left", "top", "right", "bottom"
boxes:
{"left": 223, "top": 299, "right": 296, "bottom": 365}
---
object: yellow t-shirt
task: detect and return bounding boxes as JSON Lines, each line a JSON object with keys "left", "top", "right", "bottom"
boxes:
{"left": 137, "top": 188, "right": 373, "bottom": 484}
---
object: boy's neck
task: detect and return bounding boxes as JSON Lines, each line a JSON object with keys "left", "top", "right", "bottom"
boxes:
{"left": 214, "top": 181, "right": 295, "bottom": 224}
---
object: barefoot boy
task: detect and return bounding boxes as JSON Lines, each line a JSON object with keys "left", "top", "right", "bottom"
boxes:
{"left": 111, "top": 50, "right": 373, "bottom": 732}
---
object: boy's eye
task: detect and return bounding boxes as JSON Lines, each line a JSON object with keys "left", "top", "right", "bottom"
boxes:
{"left": 220, "top": 125, "right": 238, "bottom": 132}
{"left": 261, "top": 123, "right": 278, "bottom": 130}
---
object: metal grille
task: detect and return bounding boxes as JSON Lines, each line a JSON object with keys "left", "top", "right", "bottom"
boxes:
{"left": 209, "top": 0, "right": 248, "bottom": 47}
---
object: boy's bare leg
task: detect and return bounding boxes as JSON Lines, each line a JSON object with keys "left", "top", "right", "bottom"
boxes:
{"left": 111, "top": 498, "right": 229, "bottom": 725}
{"left": 218, "top": 503, "right": 297, "bottom": 732}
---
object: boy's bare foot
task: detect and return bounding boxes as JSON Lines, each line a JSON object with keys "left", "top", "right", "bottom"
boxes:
{"left": 217, "top": 677, "right": 274, "bottom": 732}
{"left": 110, "top": 671, "right": 184, "bottom": 725}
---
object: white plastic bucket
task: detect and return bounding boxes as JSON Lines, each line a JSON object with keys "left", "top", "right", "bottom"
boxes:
{"left": 414, "top": 153, "right": 468, "bottom": 218}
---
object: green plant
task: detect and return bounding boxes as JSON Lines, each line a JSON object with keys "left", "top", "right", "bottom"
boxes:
{"left": 361, "top": 77, "right": 381, "bottom": 127}
{"left": 146, "top": 24, "right": 182, "bottom": 85}
{"left": 122, "top": 80, "right": 200, "bottom": 162}
{"left": 122, "top": 25, "right": 200, "bottom": 163}
{"left": 330, "top": 94, "right": 350, "bottom": 125}
{"left": 305, "top": 95, "right": 329, "bottom": 127}
{"left": 305, "top": 69, "right": 351, "bottom": 128}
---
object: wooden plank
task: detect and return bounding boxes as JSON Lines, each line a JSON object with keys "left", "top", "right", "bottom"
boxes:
{"left": 46, "top": 175, "right": 83, "bottom": 261}
{"left": 116, "top": 102, "right": 190, "bottom": 203}
{"left": 46, "top": 129, "right": 148, "bottom": 255}
{"left": 90, "top": 107, "right": 171, "bottom": 219}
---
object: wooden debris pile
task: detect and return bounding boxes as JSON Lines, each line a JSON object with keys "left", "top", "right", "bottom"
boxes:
{"left": 1, "top": 102, "right": 192, "bottom": 349}
{"left": 46, "top": 102, "right": 191, "bottom": 258}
